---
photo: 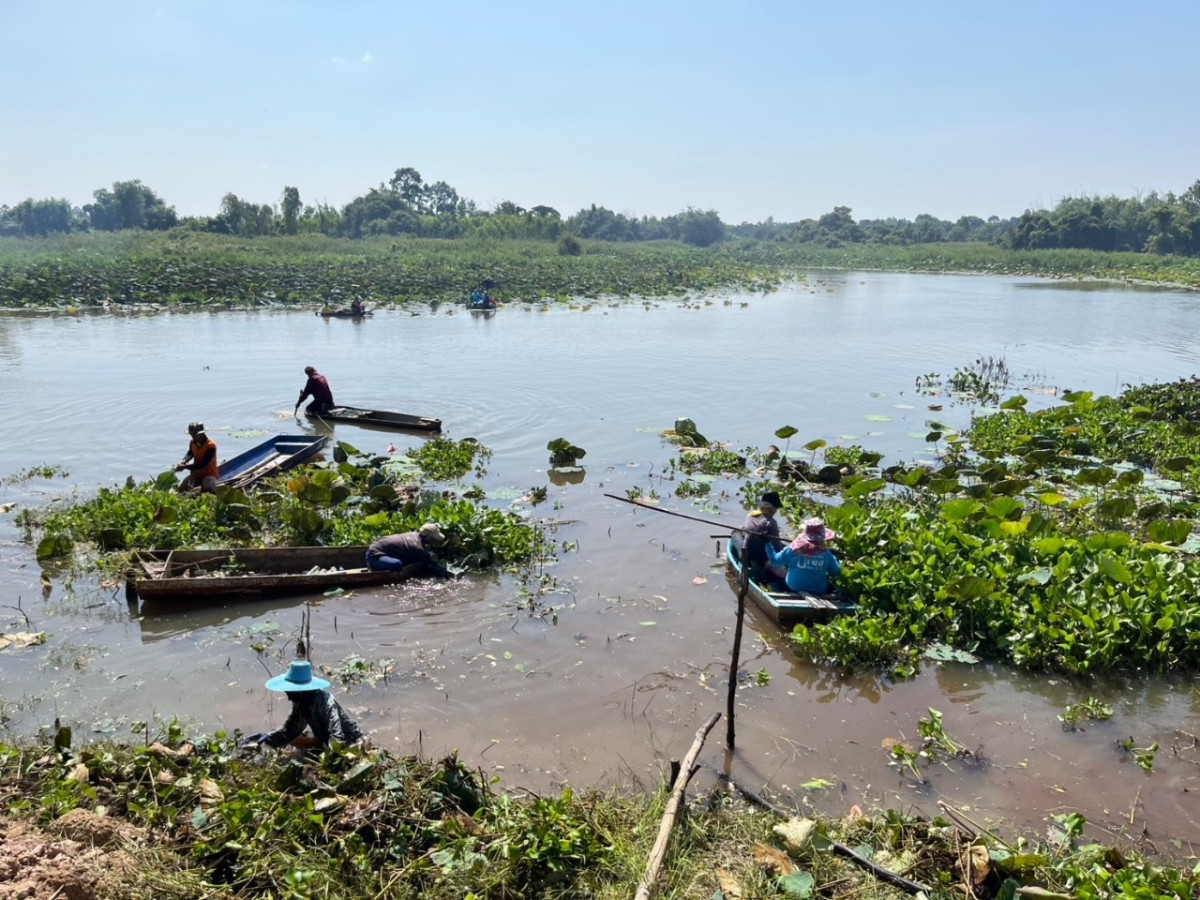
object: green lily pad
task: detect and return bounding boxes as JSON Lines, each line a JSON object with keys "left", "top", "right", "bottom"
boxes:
{"left": 922, "top": 643, "right": 980, "bottom": 664}
{"left": 867, "top": 391, "right": 888, "bottom": 398}
{"left": 864, "top": 415, "right": 891, "bottom": 422}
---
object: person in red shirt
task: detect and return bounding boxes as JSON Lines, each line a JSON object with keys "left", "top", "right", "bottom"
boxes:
{"left": 294, "top": 366, "right": 335, "bottom": 415}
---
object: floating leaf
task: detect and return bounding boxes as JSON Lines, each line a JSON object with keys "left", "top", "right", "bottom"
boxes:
{"left": 922, "top": 643, "right": 979, "bottom": 664}
{"left": 864, "top": 415, "right": 891, "bottom": 422}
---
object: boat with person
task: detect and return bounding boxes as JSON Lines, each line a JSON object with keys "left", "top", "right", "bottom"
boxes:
{"left": 217, "top": 434, "right": 328, "bottom": 490}
{"left": 724, "top": 536, "right": 858, "bottom": 626}
{"left": 303, "top": 406, "right": 442, "bottom": 433}
{"left": 128, "top": 546, "right": 416, "bottom": 602}
{"left": 317, "top": 307, "right": 372, "bottom": 318}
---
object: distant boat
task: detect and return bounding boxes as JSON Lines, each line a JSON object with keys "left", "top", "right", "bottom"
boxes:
{"left": 317, "top": 307, "right": 372, "bottom": 318}
{"left": 304, "top": 406, "right": 441, "bottom": 433}
{"left": 725, "top": 537, "right": 857, "bottom": 626}
{"left": 128, "top": 546, "right": 417, "bottom": 602}
{"left": 217, "top": 434, "right": 328, "bottom": 490}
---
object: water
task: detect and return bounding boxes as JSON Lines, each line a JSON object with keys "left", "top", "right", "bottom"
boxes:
{"left": 3, "top": 271, "right": 1200, "bottom": 844}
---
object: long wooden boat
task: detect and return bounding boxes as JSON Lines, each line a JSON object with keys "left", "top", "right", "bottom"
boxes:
{"left": 304, "top": 406, "right": 442, "bottom": 433}
{"left": 218, "top": 434, "right": 328, "bottom": 490}
{"left": 725, "top": 538, "right": 857, "bottom": 626}
{"left": 129, "top": 546, "right": 416, "bottom": 601}
{"left": 317, "top": 308, "right": 372, "bottom": 318}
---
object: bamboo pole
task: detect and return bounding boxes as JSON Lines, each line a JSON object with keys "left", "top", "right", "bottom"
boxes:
{"left": 633, "top": 712, "right": 721, "bottom": 900}
{"left": 603, "top": 493, "right": 797, "bottom": 543}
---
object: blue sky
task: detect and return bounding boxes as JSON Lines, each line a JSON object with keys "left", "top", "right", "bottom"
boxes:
{"left": 2, "top": 1, "right": 1197, "bottom": 223}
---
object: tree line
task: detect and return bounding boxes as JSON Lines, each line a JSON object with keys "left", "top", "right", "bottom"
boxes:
{"left": 2, "top": 169, "right": 1199, "bottom": 257}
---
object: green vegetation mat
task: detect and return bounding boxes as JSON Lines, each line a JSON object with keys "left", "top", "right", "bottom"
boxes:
{"left": 732, "top": 379, "right": 1200, "bottom": 675}
{"left": 1, "top": 233, "right": 1198, "bottom": 312}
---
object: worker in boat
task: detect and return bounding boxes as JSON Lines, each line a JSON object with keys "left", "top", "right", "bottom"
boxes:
{"left": 240, "top": 659, "right": 363, "bottom": 750}
{"left": 763, "top": 518, "right": 842, "bottom": 594}
{"left": 294, "top": 365, "right": 335, "bottom": 415}
{"left": 741, "top": 491, "right": 784, "bottom": 578}
{"left": 350, "top": 298, "right": 365, "bottom": 315}
{"left": 365, "top": 523, "right": 453, "bottom": 578}
{"left": 175, "top": 422, "right": 219, "bottom": 494}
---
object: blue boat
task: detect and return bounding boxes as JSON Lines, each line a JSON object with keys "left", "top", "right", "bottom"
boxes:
{"left": 725, "top": 537, "right": 857, "bottom": 627}
{"left": 217, "top": 434, "right": 328, "bottom": 489}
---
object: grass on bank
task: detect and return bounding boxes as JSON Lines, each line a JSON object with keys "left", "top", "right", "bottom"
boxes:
{"left": 0, "top": 731, "right": 1193, "bottom": 900}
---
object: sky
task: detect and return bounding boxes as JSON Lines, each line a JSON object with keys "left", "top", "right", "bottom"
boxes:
{"left": 2, "top": 0, "right": 1198, "bottom": 224}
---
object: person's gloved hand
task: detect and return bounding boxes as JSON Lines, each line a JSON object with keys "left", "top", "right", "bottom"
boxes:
{"left": 239, "top": 732, "right": 269, "bottom": 748}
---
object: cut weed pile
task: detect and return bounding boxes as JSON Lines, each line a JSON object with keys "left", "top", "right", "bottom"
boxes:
{"left": 0, "top": 732, "right": 1192, "bottom": 899}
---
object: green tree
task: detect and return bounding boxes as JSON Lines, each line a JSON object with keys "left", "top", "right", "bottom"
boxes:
{"left": 281, "top": 186, "right": 301, "bottom": 235}
{"left": 85, "top": 180, "right": 176, "bottom": 230}
{"left": 388, "top": 167, "right": 425, "bottom": 209}
{"left": 4, "top": 198, "right": 75, "bottom": 235}
{"left": 679, "top": 208, "right": 727, "bottom": 247}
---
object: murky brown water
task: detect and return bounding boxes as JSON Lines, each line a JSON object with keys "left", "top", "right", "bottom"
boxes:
{"left": 3, "top": 272, "right": 1200, "bottom": 846}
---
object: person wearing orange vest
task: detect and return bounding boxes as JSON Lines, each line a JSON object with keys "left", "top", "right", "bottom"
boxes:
{"left": 176, "top": 422, "right": 219, "bottom": 494}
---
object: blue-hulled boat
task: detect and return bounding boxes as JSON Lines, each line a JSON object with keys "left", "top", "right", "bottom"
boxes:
{"left": 725, "top": 537, "right": 857, "bottom": 627}
{"left": 217, "top": 434, "right": 328, "bottom": 489}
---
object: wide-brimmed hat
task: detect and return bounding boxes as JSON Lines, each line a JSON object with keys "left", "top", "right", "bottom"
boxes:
{"left": 789, "top": 517, "right": 837, "bottom": 552}
{"left": 186, "top": 422, "right": 206, "bottom": 435}
{"left": 758, "top": 491, "right": 783, "bottom": 510}
{"left": 265, "top": 660, "right": 330, "bottom": 693}
{"left": 419, "top": 522, "right": 446, "bottom": 544}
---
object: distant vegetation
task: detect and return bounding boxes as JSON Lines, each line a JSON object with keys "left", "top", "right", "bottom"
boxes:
{"left": 3, "top": 166, "right": 1199, "bottom": 257}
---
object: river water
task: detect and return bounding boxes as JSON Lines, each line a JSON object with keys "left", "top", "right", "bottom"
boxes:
{"left": 2, "top": 271, "right": 1200, "bottom": 847}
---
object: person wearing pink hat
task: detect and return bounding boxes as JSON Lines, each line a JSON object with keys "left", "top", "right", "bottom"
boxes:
{"left": 763, "top": 517, "right": 841, "bottom": 594}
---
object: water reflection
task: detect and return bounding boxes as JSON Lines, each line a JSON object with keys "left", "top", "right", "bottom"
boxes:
{"left": 548, "top": 466, "right": 586, "bottom": 486}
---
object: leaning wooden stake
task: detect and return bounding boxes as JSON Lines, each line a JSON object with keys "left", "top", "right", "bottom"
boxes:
{"left": 726, "top": 560, "right": 750, "bottom": 750}
{"left": 633, "top": 712, "right": 722, "bottom": 900}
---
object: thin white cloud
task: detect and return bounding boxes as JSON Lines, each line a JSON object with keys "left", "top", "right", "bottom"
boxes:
{"left": 330, "top": 56, "right": 346, "bottom": 65}
{"left": 361, "top": 51, "right": 373, "bottom": 65}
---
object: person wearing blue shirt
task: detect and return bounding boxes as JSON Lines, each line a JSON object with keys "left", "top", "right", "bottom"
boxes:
{"left": 764, "top": 517, "right": 841, "bottom": 594}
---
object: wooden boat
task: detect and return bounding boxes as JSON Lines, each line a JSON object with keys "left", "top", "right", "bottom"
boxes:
{"left": 304, "top": 406, "right": 442, "bottom": 433}
{"left": 218, "top": 434, "right": 328, "bottom": 489}
{"left": 317, "top": 308, "right": 372, "bottom": 318}
{"left": 129, "top": 546, "right": 417, "bottom": 601}
{"left": 725, "top": 537, "right": 857, "bottom": 626}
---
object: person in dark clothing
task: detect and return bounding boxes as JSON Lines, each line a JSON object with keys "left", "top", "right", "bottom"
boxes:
{"left": 741, "top": 491, "right": 784, "bottom": 581}
{"left": 295, "top": 366, "right": 335, "bottom": 415}
{"left": 242, "top": 660, "right": 363, "bottom": 750}
{"left": 176, "top": 422, "right": 219, "bottom": 494}
{"left": 366, "top": 523, "right": 452, "bottom": 577}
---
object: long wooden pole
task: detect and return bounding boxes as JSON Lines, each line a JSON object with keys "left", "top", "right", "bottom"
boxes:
{"left": 633, "top": 712, "right": 721, "bottom": 900}
{"left": 603, "top": 493, "right": 798, "bottom": 541}
{"left": 726, "top": 560, "right": 749, "bottom": 750}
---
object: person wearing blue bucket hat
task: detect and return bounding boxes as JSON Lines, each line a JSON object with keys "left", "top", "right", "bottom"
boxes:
{"left": 241, "top": 659, "right": 364, "bottom": 750}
